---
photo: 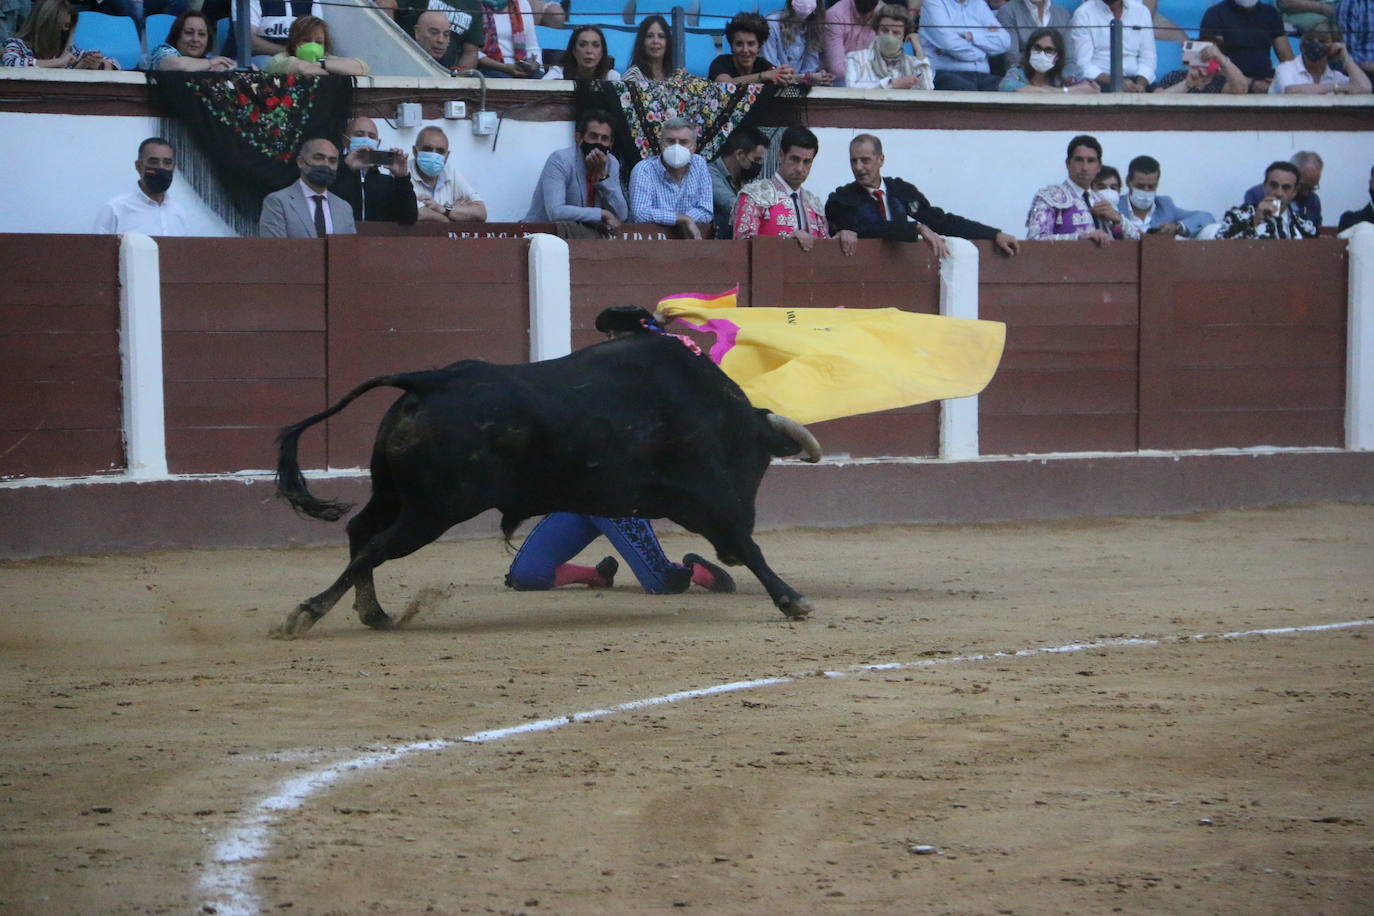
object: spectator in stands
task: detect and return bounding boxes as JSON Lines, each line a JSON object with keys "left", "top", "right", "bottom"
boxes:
{"left": 3, "top": 0, "right": 116, "bottom": 68}
{"left": 629, "top": 116, "right": 713, "bottom": 239}
{"left": 1337, "top": 163, "right": 1374, "bottom": 230}
{"left": 920, "top": 0, "right": 1010, "bottom": 90}
{"left": 1278, "top": 0, "right": 1337, "bottom": 34}
{"left": 409, "top": 125, "right": 486, "bottom": 223}
{"left": 1092, "top": 166, "right": 1121, "bottom": 193}
{"left": 523, "top": 108, "right": 629, "bottom": 235}
{"left": 259, "top": 138, "right": 357, "bottom": 238}
{"left": 998, "top": 26, "right": 1098, "bottom": 91}
{"left": 712, "top": 11, "right": 795, "bottom": 84}
{"left": 1026, "top": 134, "right": 1139, "bottom": 244}
{"left": 1117, "top": 155, "right": 1217, "bottom": 237}
{"left": 1070, "top": 0, "right": 1155, "bottom": 91}
{"left": 477, "top": 0, "right": 543, "bottom": 78}
{"left": 846, "top": 3, "right": 933, "bottom": 89}
{"left": 822, "top": 0, "right": 884, "bottom": 85}
{"left": 1153, "top": 31, "right": 1249, "bottom": 91}
{"left": 265, "top": 15, "right": 369, "bottom": 75}
{"left": 231, "top": 0, "right": 324, "bottom": 66}
{"left": 622, "top": 14, "right": 674, "bottom": 82}
{"left": 1199, "top": 0, "right": 1292, "bottom": 91}
{"left": 1244, "top": 151, "right": 1323, "bottom": 224}
{"left": 149, "top": 10, "right": 235, "bottom": 71}
{"left": 763, "top": 0, "right": 835, "bottom": 85}
{"left": 994, "top": 0, "right": 1071, "bottom": 75}
{"left": 826, "top": 133, "right": 1019, "bottom": 258}
{"left": 398, "top": 0, "right": 484, "bottom": 63}
{"left": 1271, "top": 19, "right": 1372, "bottom": 92}
{"left": 542, "top": 24, "right": 619, "bottom": 79}
{"left": 92, "top": 137, "right": 189, "bottom": 236}
{"left": 407, "top": 6, "right": 482, "bottom": 72}
{"left": 1, "top": 0, "right": 28, "bottom": 43}
{"left": 333, "top": 117, "right": 417, "bottom": 226}
{"left": 1336, "top": 0, "right": 1374, "bottom": 80}
{"left": 1218, "top": 160, "right": 1318, "bottom": 238}
{"left": 708, "top": 125, "right": 767, "bottom": 239}
{"left": 733, "top": 125, "right": 830, "bottom": 249}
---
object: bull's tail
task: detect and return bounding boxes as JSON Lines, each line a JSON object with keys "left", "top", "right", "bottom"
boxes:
{"left": 275, "top": 371, "right": 448, "bottom": 522}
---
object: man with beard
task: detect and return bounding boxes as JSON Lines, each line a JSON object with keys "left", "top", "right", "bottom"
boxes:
{"left": 709, "top": 126, "right": 767, "bottom": 239}
{"left": 523, "top": 108, "right": 628, "bottom": 236}
{"left": 93, "top": 137, "right": 190, "bottom": 236}
{"left": 259, "top": 138, "right": 357, "bottom": 238}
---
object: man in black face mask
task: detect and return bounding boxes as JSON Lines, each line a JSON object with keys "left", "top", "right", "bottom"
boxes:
{"left": 259, "top": 138, "right": 358, "bottom": 238}
{"left": 93, "top": 137, "right": 191, "bottom": 236}
{"left": 523, "top": 109, "right": 629, "bottom": 236}
{"left": 708, "top": 125, "right": 767, "bottom": 240}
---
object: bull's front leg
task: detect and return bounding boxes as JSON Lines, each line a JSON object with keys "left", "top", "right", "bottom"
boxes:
{"left": 724, "top": 535, "right": 813, "bottom": 619}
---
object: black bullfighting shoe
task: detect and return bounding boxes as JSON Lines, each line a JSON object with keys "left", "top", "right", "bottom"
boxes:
{"left": 684, "top": 553, "right": 736, "bottom": 593}
{"left": 595, "top": 555, "right": 619, "bottom": 587}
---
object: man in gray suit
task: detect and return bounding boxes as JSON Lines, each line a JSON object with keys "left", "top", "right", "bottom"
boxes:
{"left": 259, "top": 138, "right": 358, "bottom": 238}
{"left": 523, "top": 108, "right": 629, "bottom": 236}
{"left": 994, "top": 0, "right": 1072, "bottom": 74}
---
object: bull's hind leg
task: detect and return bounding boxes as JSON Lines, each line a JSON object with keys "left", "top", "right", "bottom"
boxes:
{"left": 345, "top": 494, "right": 400, "bottom": 629}
{"left": 276, "top": 508, "right": 451, "bottom": 637}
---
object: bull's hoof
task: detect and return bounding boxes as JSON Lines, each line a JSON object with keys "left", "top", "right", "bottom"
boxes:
{"left": 359, "top": 609, "right": 395, "bottom": 630}
{"left": 777, "top": 595, "right": 813, "bottom": 619}
{"left": 271, "top": 605, "right": 319, "bottom": 639}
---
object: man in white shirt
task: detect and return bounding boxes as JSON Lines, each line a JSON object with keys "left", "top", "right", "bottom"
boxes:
{"left": 93, "top": 137, "right": 191, "bottom": 236}
{"left": 1070, "top": 0, "right": 1156, "bottom": 91}
{"left": 1269, "top": 20, "right": 1372, "bottom": 94}
{"left": 411, "top": 126, "right": 487, "bottom": 223}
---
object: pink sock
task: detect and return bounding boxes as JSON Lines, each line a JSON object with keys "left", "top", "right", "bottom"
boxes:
{"left": 690, "top": 562, "right": 715, "bottom": 590}
{"left": 554, "top": 563, "right": 606, "bottom": 588}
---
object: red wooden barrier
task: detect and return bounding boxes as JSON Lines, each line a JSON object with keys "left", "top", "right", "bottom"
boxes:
{"left": 159, "top": 238, "right": 327, "bottom": 473}
{"left": 0, "top": 235, "right": 123, "bottom": 478}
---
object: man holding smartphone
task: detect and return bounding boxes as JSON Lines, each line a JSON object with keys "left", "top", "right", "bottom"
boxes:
{"left": 334, "top": 117, "right": 418, "bottom": 227}
{"left": 1218, "top": 161, "right": 1319, "bottom": 239}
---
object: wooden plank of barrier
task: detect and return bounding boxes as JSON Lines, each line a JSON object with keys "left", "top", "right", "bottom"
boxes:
{"left": 356, "top": 221, "right": 709, "bottom": 240}
{"left": 0, "top": 234, "right": 123, "bottom": 478}
{"left": 979, "top": 239, "right": 1141, "bottom": 455}
{"left": 324, "top": 235, "right": 531, "bottom": 469}
{"left": 158, "top": 238, "right": 328, "bottom": 474}
{"left": 1138, "top": 235, "right": 1346, "bottom": 450}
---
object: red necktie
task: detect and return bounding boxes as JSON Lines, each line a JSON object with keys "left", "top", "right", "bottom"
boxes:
{"left": 872, "top": 187, "right": 886, "bottom": 218}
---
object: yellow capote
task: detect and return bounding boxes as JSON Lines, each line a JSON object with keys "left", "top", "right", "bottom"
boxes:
{"left": 656, "top": 287, "right": 1007, "bottom": 426}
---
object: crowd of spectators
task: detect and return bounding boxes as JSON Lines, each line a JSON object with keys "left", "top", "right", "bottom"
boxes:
{"left": 4, "top": 0, "right": 1373, "bottom": 94}
{"left": 88, "top": 116, "right": 1373, "bottom": 245}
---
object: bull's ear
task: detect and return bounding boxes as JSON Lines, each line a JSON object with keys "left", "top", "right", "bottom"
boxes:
{"left": 595, "top": 305, "right": 655, "bottom": 335}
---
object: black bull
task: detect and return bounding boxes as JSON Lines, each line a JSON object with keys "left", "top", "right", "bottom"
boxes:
{"left": 273, "top": 322, "right": 823, "bottom": 636}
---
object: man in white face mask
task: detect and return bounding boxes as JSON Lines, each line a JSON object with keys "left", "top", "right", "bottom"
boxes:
{"left": 1118, "top": 155, "right": 1217, "bottom": 239}
{"left": 627, "top": 116, "right": 714, "bottom": 239}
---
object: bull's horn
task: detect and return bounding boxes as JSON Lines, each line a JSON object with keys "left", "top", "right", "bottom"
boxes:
{"left": 768, "top": 413, "right": 822, "bottom": 463}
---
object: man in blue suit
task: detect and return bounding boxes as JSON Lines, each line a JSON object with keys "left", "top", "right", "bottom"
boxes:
{"left": 1118, "top": 155, "right": 1217, "bottom": 238}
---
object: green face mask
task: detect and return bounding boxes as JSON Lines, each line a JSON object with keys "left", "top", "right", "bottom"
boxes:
{"left": 296, "top": 41, "right": 325, "bottom": 62}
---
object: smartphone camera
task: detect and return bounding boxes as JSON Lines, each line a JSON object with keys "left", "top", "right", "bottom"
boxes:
{"left": 367, "top": 148, "right": 396, "bottom": 167}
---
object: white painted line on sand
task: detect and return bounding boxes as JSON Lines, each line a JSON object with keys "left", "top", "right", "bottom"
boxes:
{"left": 198, "top": 618, "right": 1372, "bottom": 915}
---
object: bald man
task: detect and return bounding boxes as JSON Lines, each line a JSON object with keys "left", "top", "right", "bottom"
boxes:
{"left": 259, "top": 139, "right": 358, "bottom": 238}
{"left": 410, "top": 6, "right": 481, "bottom": 72}
{"left": 334, "top": 116, "right": 418, "bottom": 225}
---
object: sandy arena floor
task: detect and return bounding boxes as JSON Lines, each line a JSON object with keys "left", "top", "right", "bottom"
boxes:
{"left": 1, "top": 502, "right": 1371, "bottom": 915}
